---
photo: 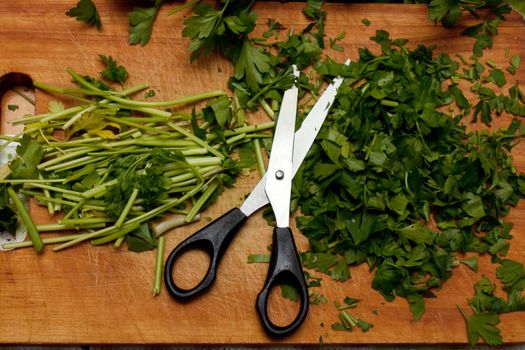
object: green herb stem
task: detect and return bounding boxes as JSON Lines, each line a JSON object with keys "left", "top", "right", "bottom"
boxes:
{"left": 223, "top": 121, "right": 275, "bottom": 136}
{"left": 35, "top": 173, "right": 55, "bottom": 215}
{"left": 36, "top": 223, "right": 106, "bottom": 231}
{"left": 153, "top": 235, "right": 165, "bottom": 296}
{"left": 0, "top": 179, "right": 65, "bottom": 184}
{"left": 31, "top": 194, "right": 105, "bottom": 212}
{"left": 44, "top": 155, "right": 98, "bottom": 172}
{"left": 115, "top": 188, "right": 139, "bottom": 228}
{"left": 168, "top": 122, "right": 224, "bottom": 159}
{"left": 7, "top": 186, "right": 44, "bottom": 253}
{"left": 23, "top": 183, "right": 83, "bottom": 197}
{"left": 260, "top": 100, "right": 275, "bottom": 119}
{"left": 104, "top": 116, "right": 173, "bottom": 136}
{"left": 60, "top": 217, "right": 115, "bottom": 225}
{"left": 2, "top": 233, "right": 91, "bottom": 250}
{"left": 37, "top": 147, "right": 93, "bottom": 170}
{"left": 105, "top": 90, "right": 226, "bottom": 108}
{"left": 114, "top": 236, "right": 126, "bottom": 248}
{"left": 82, "top": 179, "right": 119, "bottom": 198}
{"left": 253, "top": 138, "right": 266, "bottom": 177}
{"left": 90, "top": 222, "right": 140, "bottom": 245}
{"left": 185, "top": 180, "right": 219, "bottom": 223}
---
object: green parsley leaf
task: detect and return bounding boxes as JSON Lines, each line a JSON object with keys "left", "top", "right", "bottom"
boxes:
{"left": 458, "top": 307, "right": 503, "bottom": 346}
{"left": 128, "top": 3, "right": 162, "bottom": 46}
{"left": 507, "top": 289, "right": 525, "bottom": 312}
{"left": 489, "top": 68, "right": 507, "bottom": 87}
{"left": 496, "top": 259, "right": 525, "bottom": 292}
{"left": 508, "top": 54, "right": 521, "bottom": 74}
{"left": 126, "top": 222, "right": 157, "bottom": 252}
{"left": 99, "top": 55, "right": 129, "bottom": 84}
{"left": 234, "top": 39, "right": 270, "bottom": 92}
{"left": 361, "top": 18, "right": 371, "bottom": 26}
{"left": 181, "top": 1, "right": 256, "bottom": 62}
{"left": 407, "top": 293, "right": 425, "bottom": 321}
{"left": 281, "top": 283, "right": 300, "bottom": 301}
{"left": 144, "top": 89, "right": 156, "bottom": 98}
{"left": 428, "top": 0, "right": 462, "bottom": 27}
{"left": 303, "top": 0, "right": 327, "bottom": 49}
{"left": 469, "top": 277, "right": 506, "bottom": 314}
{"left": 48, "top": 100, "right": 65, "bottom": 114}
{"left": 329, "top": 32, "right": 346, "bottom": 52}
{"left": 66, "top": 0, "right": 101, "bottom": 29}
{"left": 310, "top": 292, "right": 328, "bottom": 305}
{"left": 460, "top": 256, "right": 479, "bottom": 272}
{"left": 448, "top": 84, "right": 470, "bottom": 112}
{"left": 9, "top": 134, "right": 44, "bottom": 179}
{"left": 263, "top": 18, "right": 283, "bottom": 39}
{"left": 7, "top": 104, "right": 18, "bottom": 112}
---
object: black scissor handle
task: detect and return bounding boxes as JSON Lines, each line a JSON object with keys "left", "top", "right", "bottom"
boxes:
{"left": 164, "top": 208, "right": 247, "bottom": 299}
{"left": 256, "top": 227, "right": 309, "bottom": 337}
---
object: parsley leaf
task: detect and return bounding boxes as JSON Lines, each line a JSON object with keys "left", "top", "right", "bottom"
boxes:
{"left": 507, "top": 54, "right": 521, "bottom": 74}
{"left": 144, "top": 89, "right": 156, "bottom": 98}
{"left": 182, "top": 1, "right": 256, "bottom": 62}
{"left": 7, "top": 104, "right": 18, "bottom": 111}
{"left": 407, "top": 293, "right": 425, "bottom": 321}
{"left": 66, "top": 0, "right": 101, "bottom": 29}
{"left": 234, "top": 39, "right": 271, "bottom": 92}
{"left": 99, "top": 55, "right": 129, "bottom": 84}
{"left": 460, "top": 256, "right": 479, "bottom": 272}
{"left": 126, "top": 223, "right": 157, "bottom": 252}
{"left": 428, "top": 0, "right": 461, "bottom": 27}
{"left": 489, "top": 68, "right": 507, "bottom": 87}
{"left": 281, "top": 283, "right": 300, "bottom": 301}
{"left": 496, "top": 259, "right": 525, "bottom": 292}
{"left": 9, "top": 135, "right": 44, "bottom": 179}
{"left": 458, "top": 307, "right": 503, "bottom": 346}
{"left": 128, "top": 2, "right": 164, "bottom": 46}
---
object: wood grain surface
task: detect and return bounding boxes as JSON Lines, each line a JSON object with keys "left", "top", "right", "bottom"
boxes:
{"left": 0, "top": 0, "right": 524, "bottom": 345}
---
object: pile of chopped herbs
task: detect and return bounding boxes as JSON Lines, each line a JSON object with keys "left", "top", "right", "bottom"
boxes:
{"left": 290, "top": 30, "right": 525, "bottom": 345}
{"left": 0, "top": 56, "right": 269, "bottom": 294}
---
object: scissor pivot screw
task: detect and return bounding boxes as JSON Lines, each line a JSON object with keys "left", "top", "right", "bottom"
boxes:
{"left": 275, "top": 170, "right": 285, "bottom": 180}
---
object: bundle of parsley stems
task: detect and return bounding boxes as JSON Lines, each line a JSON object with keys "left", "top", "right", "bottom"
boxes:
{"left": 0, "top": 67, "right": 272, "bottom": 281}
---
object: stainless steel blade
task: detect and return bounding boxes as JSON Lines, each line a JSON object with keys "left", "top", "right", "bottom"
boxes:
{"left": 264, "top": 65, "right": 299, "bottom": 228}
{"left": 239, "top": 60, "right": 349, "bottom": 218}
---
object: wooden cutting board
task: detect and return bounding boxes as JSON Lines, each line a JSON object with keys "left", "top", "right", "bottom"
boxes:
{"left": 0, "top": 0, "right": 524, "bottom": 345}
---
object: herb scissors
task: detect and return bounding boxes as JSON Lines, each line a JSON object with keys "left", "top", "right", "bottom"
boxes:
{"left": 164, "top": 63, "right": 346, "bottom": 337}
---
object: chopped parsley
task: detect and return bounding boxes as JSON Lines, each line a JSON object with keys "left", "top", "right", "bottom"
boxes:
{"left": 65, "top": 0, "right": 101, "bottom": 29}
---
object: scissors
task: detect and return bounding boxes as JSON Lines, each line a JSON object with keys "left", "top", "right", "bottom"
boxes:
{"left": 164, "top": 63, "right": 346, "bottom": 337}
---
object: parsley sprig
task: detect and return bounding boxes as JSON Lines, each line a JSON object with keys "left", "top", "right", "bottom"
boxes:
{"left": 66, "top": 0, "right": 101, "bottom": 29}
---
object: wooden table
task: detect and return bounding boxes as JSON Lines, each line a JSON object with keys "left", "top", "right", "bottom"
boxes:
{"left": 0, "top": 1, "right": 524, "bottom": 345}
